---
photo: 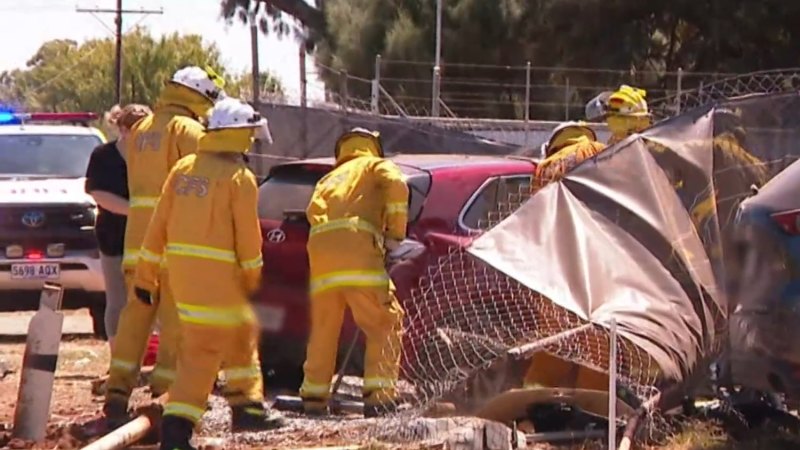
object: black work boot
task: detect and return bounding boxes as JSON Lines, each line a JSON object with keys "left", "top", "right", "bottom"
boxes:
{"left": 159, "top": 415, "right": 196, "bottom": 450}
{"left": 103, "top": 396, "right": 130, "bottom": 431}
{"left": 231, "top": 402, "right": 287, "bottom": 432}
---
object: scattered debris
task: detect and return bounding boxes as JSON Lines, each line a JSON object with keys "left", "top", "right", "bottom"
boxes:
{"left": 0, "top": 358, "right": 12, "bottom": 381}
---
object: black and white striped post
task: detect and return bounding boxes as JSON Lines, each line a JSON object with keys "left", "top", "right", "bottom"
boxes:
{"left": 12, "top": 282, "right": 65, "bottom": 442}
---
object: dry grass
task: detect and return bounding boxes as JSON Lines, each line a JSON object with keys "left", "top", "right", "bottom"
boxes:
{"left": 647, "top": 419, "right": 800, "bottom": 450}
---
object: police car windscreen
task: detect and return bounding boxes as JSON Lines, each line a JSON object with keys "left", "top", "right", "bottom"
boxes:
{"left": 0, "top": 134, "right": 102, "bottom": 178}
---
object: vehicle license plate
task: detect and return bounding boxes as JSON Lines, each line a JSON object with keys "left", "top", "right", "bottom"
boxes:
{"left": 10, "top": 263, "right": 61, "bottom": 280}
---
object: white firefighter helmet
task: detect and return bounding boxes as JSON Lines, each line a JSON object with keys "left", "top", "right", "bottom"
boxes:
{"left": 207, "top": 97, "right": 272, "bottom": 143}
{"left": 170, "top": 66, "right": 225, "bottom": 102}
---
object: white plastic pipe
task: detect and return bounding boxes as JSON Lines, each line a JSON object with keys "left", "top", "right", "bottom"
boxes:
{"left": 79, "top": 415, "right": 154, "bottom": 450}
{"left": 12, "top": 283, "right": 65, "bottom": 442}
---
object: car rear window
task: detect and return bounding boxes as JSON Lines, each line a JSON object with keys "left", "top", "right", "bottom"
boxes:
{"left": 257, "top": 164, "right": 430, "bottom": 224}
{"left": 0, "top": 134, "right": 102, "bottom": 178}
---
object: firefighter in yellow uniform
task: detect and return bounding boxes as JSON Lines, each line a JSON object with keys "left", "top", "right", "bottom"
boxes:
{"left": 525, "top": 122, "right": 609, "bottom": 390}
{"left": 104, "top": 66, "right": 225, "bottom": 426}
{"left": 134, "top": 98, "right": 285, "bottom": 450}
{"left": 585, "top": 85, "right": 652, "bottom": 146}
{"left": 530, "top": 121, "right": 607, "bottom": 193}
{"left": 300, "top": 128, "right": 408, "bottom": 417}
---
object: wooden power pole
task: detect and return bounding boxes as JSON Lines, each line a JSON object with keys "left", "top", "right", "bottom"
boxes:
{"left": 77, "top": 2, "right": 163, "bottom": 105}
{"left": 249, "top": 2, "right": 262, "bottom": 107}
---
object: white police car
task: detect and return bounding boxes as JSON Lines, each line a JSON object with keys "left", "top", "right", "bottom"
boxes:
{"left": 0, "top": 111, "right": 108, "bottom": 337}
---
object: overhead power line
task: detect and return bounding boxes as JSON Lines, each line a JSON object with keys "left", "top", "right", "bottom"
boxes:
{"left": 76, "top": 1, "right": 163, "bottom": 105}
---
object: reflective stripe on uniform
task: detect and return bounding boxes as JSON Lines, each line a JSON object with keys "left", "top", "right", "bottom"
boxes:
{"left": 309, "top": 270, "right": 389, "bottom": 295}
{"left": 166, "top": 243, "right": 236, "bottom": 263}
{"left": 309, "top": 217, "right": 380, "bottom": 238}
{"left": 140, "top": 248, "right": 162, "bottom": 264}
{"left": 151, "top": 366, "right": 176, "bottom": 382}
{"left": 163, "top": 401, "right": 205, "bottom": 423}
{"left": 175, "top": 302, "right": 254, "bottom": 327}
{"left": 363, "top": 377, "right": 397, "bottom": 391}
{"left": 224, "top": 365, "right": 261, "bottom": 381}
{"left": 240, "top": 255, "right": 263, "bottom": 270}
{"left": 110, "top": 358, "right": 138, "bottom": 372}
{"left": 130, "top": 196, "right": 158, "bottom": 208}
{"left": 122, "top": 250, "right": 140, "bottom": 266}
{"left": 299, "top": 380, "right": 330, "bottom": 396}
{"left": 385, "top": 202, "right": 407, "bottom": 215}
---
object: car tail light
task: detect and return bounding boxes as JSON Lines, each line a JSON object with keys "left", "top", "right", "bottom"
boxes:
{"left": 771, "top": 209, "right": 800, "bottom": 235}
{"left": 26, "top": 250, "right": 44, "bottom": 260}
{"left": 5, "top": 245, "right": 23, "bottom": 258}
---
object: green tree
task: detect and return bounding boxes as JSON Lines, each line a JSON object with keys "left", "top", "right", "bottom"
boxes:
{"left": 228, "top": 71, "right": 286, "bottom": 103}
{"left": 1, "top": 27, "right": 281, "bottom": 115}
{"left": 221, "top": 0, "right": 800, "bottom": 119}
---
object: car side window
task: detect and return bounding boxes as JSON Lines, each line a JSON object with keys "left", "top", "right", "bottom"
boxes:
{"left": 460, "top": 175, "right": 532, "bottom": 232}
{"left": 461, "top": 178, "right": 500, "bottom": 230}
{"left": 497, "top": 175, "right": 533, "bottom": 206}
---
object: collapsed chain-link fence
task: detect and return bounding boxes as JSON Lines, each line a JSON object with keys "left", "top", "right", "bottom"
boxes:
{"left": 356, "top": 91, "right": 800, "bottom": 446}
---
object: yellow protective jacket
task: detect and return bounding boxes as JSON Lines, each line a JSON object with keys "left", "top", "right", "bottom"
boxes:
{"left": 306, "top": 135, "right": 409, "bottom": 296}
{"left": 606, "top": 115, "right": 651, "bottom": 146}
{"left": 135, "top": 137, "right": 263, "bottom": 316}
{"left": 122, "top": 84, "right": 213, "bottom": 269}
{"left": 531, "top": 136, "right": 606, "bottom": 193}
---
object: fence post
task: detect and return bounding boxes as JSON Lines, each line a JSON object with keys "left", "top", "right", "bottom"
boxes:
{"left": 299, "top": 43, "right": 307, "bottom": 108}
{"left": 13, "top": 283, "right": 64, "bottom": 443}
{"left": 524, "top": 61, "right": 531, "bottom": 147}
{"left": 564, "top": 77, "right": 570, "bottom": 120}
{"left": 340, "top": 70, "right": 349, "bottom": 113}
{"left": 608, "top": 318, "right": 618, "bottom": 450}
{"left": 432, "top": 65, "right": 442, "bottom": 117}
{"left": 675, "top": 67, "right": 684, "bottom": 114}
{"left": 371, "top": 54, "right": 382, "bottom": 114}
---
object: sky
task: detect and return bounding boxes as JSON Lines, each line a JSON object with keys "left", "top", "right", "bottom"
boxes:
{"left": 0, "top": 0, "right": 325, "bottom": 103}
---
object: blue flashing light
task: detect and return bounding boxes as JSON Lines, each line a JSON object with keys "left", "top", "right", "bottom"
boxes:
{"left": 0, "top": 111, "right": 17, "bottom": 124}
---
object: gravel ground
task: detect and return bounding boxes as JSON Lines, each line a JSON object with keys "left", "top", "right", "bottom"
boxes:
{"left": 0, "top": 337, "right": 444, "bottom": 449}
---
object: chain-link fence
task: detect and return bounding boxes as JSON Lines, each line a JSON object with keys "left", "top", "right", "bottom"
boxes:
{"left": 650, "top": 68, "right": 800, "bottom": 119}
{"left": 311, "top": 58, "right": 736, "bottom": 121}
{"left": 349, "top": 91, "right": 800, "bottom": 447}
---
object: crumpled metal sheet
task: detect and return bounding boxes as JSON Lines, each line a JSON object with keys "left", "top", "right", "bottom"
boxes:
{"left": 466, "top": 92, "right": 800, "bottom": 386}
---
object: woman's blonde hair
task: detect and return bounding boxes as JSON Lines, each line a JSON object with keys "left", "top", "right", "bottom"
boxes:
{"left": 105, "top": 103, "right": 151, "bottom": 130}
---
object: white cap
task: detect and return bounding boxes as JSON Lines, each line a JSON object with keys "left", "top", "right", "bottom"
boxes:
{"left": 207, "top": 98, "right": 273, "bottom": 143}
{"left": 171, "top": 66, "right": 224, "bottom": 101}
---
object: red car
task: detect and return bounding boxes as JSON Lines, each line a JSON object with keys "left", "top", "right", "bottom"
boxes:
{"left": 254, "top": 153, "right": 537, "bottom": 389}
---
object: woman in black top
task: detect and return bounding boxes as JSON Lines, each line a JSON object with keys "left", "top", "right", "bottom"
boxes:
{"left": 85, "top": 104, "right": 151, "bottom": 349}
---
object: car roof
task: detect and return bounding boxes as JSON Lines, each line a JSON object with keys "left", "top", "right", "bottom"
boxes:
{"left": 277, "top": 153, "right": 537, "bottom": 174}
{"left": 0, "top": 124, "right": 105, "bottom": 140}
{"left": 742, "top": 158, "right": 800, "bottom": 212}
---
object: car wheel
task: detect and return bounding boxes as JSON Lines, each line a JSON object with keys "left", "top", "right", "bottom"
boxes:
{"left": 88, "top": 301, "right": 107, "bottom": 341}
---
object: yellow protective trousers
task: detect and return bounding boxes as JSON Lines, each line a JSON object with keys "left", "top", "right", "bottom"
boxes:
{"left": 106, "top": 270, "right": 180, "bottom": 401}
{"left": 163, "top": 303, "right": 264, "bottom": 425}
{"left": 300, "top": 286, "right": 404, "bottom": 406}
{"left": 523, "top": 352, "right": 608, "bottom": 391}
